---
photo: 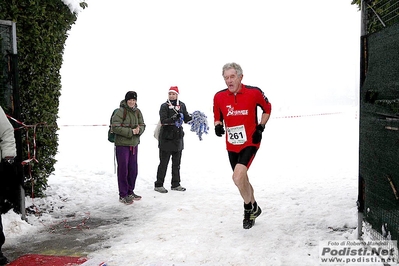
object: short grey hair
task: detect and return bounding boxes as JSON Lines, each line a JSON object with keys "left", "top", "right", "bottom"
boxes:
{"left": 222, "top": 62, "right": 243, "bottom": 77}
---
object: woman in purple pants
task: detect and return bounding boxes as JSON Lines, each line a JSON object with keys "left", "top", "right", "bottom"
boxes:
{"left": 111, "top": 91, "right": 146, "bottom": 205}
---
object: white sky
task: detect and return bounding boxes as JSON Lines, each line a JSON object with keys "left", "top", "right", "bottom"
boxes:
{"left": 59, "top": 0, "right": 360, "bottom": 126}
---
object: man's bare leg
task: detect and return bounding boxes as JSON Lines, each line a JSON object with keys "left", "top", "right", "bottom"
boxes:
{"left": 232, "top": 163, "right": 255, "bottom": 204}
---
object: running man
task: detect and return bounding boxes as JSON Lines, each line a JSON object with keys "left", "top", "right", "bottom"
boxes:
{"left": 213, "top": 62, "right": 272, "bottom": 229}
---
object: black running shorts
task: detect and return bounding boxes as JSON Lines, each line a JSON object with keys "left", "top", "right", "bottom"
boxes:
{"left": 228, "top": 146, "right": 258, "bottom": 170}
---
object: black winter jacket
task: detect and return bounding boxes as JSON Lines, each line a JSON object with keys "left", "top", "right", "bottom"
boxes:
{"left": 158, "top": 100, "right": 191, "bottom": 152}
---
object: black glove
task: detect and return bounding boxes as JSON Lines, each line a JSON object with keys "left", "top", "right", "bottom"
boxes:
{"left": 4, "top": 156, "right": 14, "bottom": 164}
{"left": 171, "top": 113, "right": 180, "bottom": 121}
{"left": 252, "top": 124, "right": 265, "bottom": 144}
{"left": 215, "top": 124, "right": 225, "bottom": 137}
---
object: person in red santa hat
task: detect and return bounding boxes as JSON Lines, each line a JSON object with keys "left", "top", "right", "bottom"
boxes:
{"left": 154, "top": 86, "right": 192, "bottom": 193}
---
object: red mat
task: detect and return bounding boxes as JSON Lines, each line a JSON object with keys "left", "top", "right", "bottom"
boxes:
{"left": 8, "top": 254, "right": 87, "bottom": 266}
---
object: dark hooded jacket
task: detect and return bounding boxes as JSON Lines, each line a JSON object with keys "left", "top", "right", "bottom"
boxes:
{"left": 112, "top": 100, "right": 146, "bottom": 146}
{"left": 158, "top": 100, "right": 191, "bottom": 151}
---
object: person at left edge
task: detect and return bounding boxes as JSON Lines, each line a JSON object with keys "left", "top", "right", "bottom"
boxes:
{"left": 111, "top": 91, "right": 146, "bottom": 205}
{"left": 0, "top": 106, "right": 16, "bottom": 265}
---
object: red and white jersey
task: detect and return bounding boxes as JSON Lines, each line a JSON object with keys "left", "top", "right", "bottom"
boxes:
{"left": 213, "top": 84, "right": 272, "bottom": 152}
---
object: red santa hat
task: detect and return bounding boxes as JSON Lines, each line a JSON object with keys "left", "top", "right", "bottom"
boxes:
{"left": 169, "top": 86, "right": 179, "bottom": 95}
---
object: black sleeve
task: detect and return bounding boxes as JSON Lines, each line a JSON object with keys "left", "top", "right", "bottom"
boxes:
{"left": 181, "top": 103, "right": 192, "bottom": 123}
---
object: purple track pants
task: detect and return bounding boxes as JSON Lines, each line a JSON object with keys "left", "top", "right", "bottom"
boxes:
{"left": 115, "top": 146, "right": 138, "bottom": 198}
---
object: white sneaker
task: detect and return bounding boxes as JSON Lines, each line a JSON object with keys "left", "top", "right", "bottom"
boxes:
{"left": 119, "top": 196, "right": 134, "bottom": 205}
{"left": 171, "top": 185, "right": 186, "bottom": 191}
{"left": 154, "top": 187, "right": 168, "bottom": 193}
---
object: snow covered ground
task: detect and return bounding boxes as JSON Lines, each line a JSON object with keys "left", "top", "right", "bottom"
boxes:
{"left": 3, "top": 106, "right": 362, "bottom": 265}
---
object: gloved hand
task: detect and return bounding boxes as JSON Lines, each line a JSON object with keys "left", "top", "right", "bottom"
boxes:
{"left": 3, "top": 156, "right": 15, "bottom": 164}
{"left": 252, "top": 124, "right": 265, "bottom": 144}
{"left": 215, "top": 124, "right": 225, "bottom": 137}
{"left": 171, "top": 113, "right": 180, "bottom": 121}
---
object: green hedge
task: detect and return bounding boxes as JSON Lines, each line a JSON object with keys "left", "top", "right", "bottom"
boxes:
{"left": 0, "top": 1, "right": 87, "bottom": 197}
